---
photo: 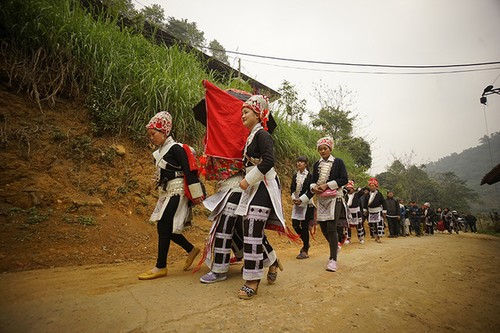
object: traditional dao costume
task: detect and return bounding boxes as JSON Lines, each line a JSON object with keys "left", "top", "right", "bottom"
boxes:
{"left": 364, "top": 177, "right": 387, "bottom": 241}
{"left": 142, "top": 111, "right": 204, "bottom": 276}
{"left": 234, "top": 95, "right": 296, "bottom": 282}
{"left": 345, "top": 180, "right": 366, "bottom": 243}
{"left": 310, "top": 136, "right": 349, "bottom": 272}
{"left": 290, "top": 159, "right": 315, "bottom": 258}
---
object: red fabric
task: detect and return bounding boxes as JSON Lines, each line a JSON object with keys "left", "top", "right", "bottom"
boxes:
{"left": 436, "top": 220, "right": 446, "bottom": 231}
{"left": 203, "top": 80, "right": 249, "bottom": 159}
{"left": 182, "top": 144, "right": 204, "bottom": 203}
{"left": 182, "top": 144, "right": 198, "bottom": 172}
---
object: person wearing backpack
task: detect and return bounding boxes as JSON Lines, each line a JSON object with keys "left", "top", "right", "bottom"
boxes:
{"left": 138, "top": 111, "right": 203, "bottom": 280}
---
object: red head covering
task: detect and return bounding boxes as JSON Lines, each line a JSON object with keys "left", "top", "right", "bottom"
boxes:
{"left": 346, "top": 180, "right": 355, "bottom": 189}
{"left": 368, "top": 177, "right": 379, "bottom": 188}
{"left": 316, "top": 136, "right": 334, "bottom": 150}
{"left": 145, "top": 111, "right": 172, "bottom": 136}
{"left": 242, "top": 95, "right": 270, "bottom": 131}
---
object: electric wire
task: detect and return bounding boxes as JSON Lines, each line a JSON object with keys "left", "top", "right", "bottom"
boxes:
{"left": 232, "top": 55, "right": 500, "bottom": 76}
{"left": 221, "top": 48, "right": 500, "bottom": 69}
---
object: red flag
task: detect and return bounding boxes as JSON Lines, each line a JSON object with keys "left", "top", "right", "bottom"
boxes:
{"left": 203, "top": 80, "right": 249, "bottom": 159}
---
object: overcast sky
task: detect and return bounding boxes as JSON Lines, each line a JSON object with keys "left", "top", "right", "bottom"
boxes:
{"left": 134, "top": 0, "right": 500, "bottom": 174}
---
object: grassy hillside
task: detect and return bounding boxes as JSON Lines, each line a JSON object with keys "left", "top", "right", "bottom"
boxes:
{"left": 426, "top": 132, "right": 500, "bottom": 212}
{"left": 0, "top": 0, "right": 367, "bottom": 180}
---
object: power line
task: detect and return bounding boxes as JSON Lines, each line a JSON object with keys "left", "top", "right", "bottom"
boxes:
{"left": 132, "top": 0, "right": 147, "bottom": 8}
{"left": 492, "top": 71, "right": 500, "bottom": 85}
{"left": 234, "top": 56, "right": 500, "bottom": 76}
{"left": 220, "top": 48, "right": 500, "bottom": 69}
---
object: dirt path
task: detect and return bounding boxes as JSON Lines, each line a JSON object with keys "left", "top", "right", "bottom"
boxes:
{"left": 1, "top": 232, "right": 499, "bottom": 333}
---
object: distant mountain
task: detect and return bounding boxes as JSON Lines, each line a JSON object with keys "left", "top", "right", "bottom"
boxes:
{"left": 426, "top": 132, "right": 500, "bottom": 212}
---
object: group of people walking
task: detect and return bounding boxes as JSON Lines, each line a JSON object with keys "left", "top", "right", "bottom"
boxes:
{"left": 137, "top": 87, "right": 355, "bottom": 300}
{"left": 136, "top": 87, "right": 478, "bottom": 300}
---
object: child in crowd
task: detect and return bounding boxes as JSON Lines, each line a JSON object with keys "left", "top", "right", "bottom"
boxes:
{"left": 290, "top": 156, "right": 315, "bottom": 259}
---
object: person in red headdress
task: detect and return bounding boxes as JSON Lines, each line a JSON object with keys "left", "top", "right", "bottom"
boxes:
{"left": 138, "top": 111, "right": 203, "bottom": 280}
{"left": 235, "top": 95, "right": 290, "bottom": 299}
{"left": 363, "top": 178, "right": 387, "bottom": 243}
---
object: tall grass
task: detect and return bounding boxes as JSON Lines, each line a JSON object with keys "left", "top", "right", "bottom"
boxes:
{"left": 0, "top": 0, "right": 367, "bottom": 179}
{"left": 0, "top": 0, "right": 213, "bottom": 143}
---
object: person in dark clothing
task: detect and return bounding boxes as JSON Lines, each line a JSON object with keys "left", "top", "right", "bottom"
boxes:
{"left": 310, "top": 136, "right": 349, "bottom": 272}
{"left": 236, "top": 95, "right": 290, "bottom": 299}
{"left": 422, "top": 202, "right": 435, "bottom": 235}
{"left": 138, "top": 111, "right": 203, "bottom": 280}
{"left": 363, "top": 178, "right": 386, "bottom": 243}
{"left": 345, "top": 181, "right": 366, "bottom": 244}
{"left": 290, "top": 156, "right": 315, "bottom": 259}
{"left": 384, "top": 191, "right": 400, "bottom": 238}
{"left": 359, "top": 187, "right": 371, "bottom": 238}
{"left": 399, "top": 199, "right": 409, "bottom": 236}
{"left": 464, "top": 213, "right": 478, "bottom": 233}
{"left": 408, "top": 201, "right": 422, "bottom": 237}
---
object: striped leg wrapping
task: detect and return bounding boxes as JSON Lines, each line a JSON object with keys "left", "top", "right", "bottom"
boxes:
{"left": 242, "top": 205, "right": 270, "bottom": 281}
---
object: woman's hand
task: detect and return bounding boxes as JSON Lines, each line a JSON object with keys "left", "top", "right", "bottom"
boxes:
{"left": 293, "top": 199, "right": 302, "bottom": 206}
{"left": 312, "top": 184, "right": 327, "bottom": 194}
{"left": 192, "top": 197, "right": 204, "bottom": 205}
{"left": 239, "top": 179, "right": 249, "bottom": 190}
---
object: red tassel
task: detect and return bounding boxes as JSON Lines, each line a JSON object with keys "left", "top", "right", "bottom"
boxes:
{"left": 193, "top": 231, "right": 216, "bottom": 274}
{"left": 265, "top": 224, "right": 302, "bottom": 244}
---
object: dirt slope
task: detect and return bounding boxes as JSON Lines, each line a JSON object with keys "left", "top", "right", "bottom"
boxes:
{"left": 0, "top": 86, "right": 202, "bottom": 272}
{"left": 0, "top": 86, "right": 295, "bottom": 273}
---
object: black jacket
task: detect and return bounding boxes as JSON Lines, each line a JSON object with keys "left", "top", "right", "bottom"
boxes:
{"left": 290, "top": 171, "right": 314, "bottom": 200}
{"left": 311, "top": 157, "right": 348, "bottom": 189}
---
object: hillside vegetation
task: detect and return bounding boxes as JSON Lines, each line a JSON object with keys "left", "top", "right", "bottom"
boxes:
{"left": 0, "top": 0, "right": 365, "bottom": 272}
{"left": 426, "top": 132, "right": 500, "bottom": 212}
{"left": 0, "top": 0, "right": 366, "bottom": 179}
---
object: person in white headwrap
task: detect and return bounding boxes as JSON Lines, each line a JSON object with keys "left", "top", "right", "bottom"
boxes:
{"left": 363, "top": 178, "right": 387, "bottom": 243}
{"left": 310, "top": 136, "right": 349, "bottom": 272}
{"left": 422, "top": 202, "right": 435, "bottom": 235}
{"left": 137, "top": 111, "right": 203, "bottom": 280}
{"left": 235, "top": 95, "right": 294, "bottom": 299}
{"left": 345, "top": 180, "right": 366, "bottom": 244}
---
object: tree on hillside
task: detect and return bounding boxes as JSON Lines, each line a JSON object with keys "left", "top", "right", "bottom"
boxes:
{"left": 165, "top": 17, "right": 206, "bottom": 49}
{"left": 139, "top": 4, "right": 165, "bottom": 27}
{"left": 274, "top": 80, "right": 308, "bottom": 123}
{"left": 426, "top": 131, "right": 499, "bottom": 212}
{"left": 101, "top": 0, "right": 136, "bottom": 18}
{"left": 208, "top": 39, "right": 229, "bottom": 65}
{"left": 431, "top": 172, "right": 478, "bottom": 211}
{"left": 378, "top": 162, "right": 432, "bottom": 201}
{"left": 379, "top": 159, "right": 476, "bottom": 210}
{"left": 310, "top": 83, "right": 371, "bottom": 169}
{"left": 311, "top": 83, "right": 356, "bottom": 141}
{"left": 340, "top": 136, "right": 372, "bottom": 170}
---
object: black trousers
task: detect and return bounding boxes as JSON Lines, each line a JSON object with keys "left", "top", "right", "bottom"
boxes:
{"left": 318, "top": 200, "right": 345, "bottom": 261}
{"left": 292, "top": 218, "right": 310, "bottom": 252}
{"left": 156, "top": 195, "right": 194, "bottom": 269}
{"left": 387, "top": 216, "right": 399, "bottom": 236}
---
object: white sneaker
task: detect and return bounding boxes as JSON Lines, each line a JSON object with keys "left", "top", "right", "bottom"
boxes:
{"left": 326, "top": 259, "right": 337, "bottom": 272}
{"left": 337, "top": 242, "right": 342, "bottom": 252}
{"left": 344, "top": 239, "right": 350, "bottom": 245}
{"left": 200, "top": 271, "right": 227, "bottom": 284}
{"left": 359, "top": 239, "right": 365, "bottom": 244}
